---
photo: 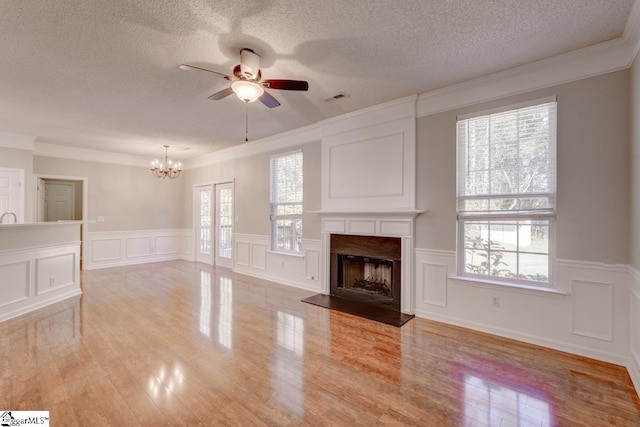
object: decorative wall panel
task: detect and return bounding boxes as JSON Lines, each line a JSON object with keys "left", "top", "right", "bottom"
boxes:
{"left": 0, "top": 261, "right": 29, "bottom": 306}
{"left": 236, "top": 242, "right": 250, "bottom": 267}
{"left": 126, "top": 236, "right": 152, "bottom": 258}
{"left": 156, "top": 235, "right": 179, "bottom": 256}
{"left": 92, "top": 238, "right": 121, "bottom": 262}
{"left": 36, "top": 252, "right": 76, "bottom": 295}
{"left": 572, "top": 280, "right": 613, "bottom": 341}
{"left": 328, "top": 134, "right": 404, "bottom": 199}
{"left": 251, "top": 244, "right": 267, "bottom": 270}
{"left": 421, "top": 262, "right": 448, "bottom": 307}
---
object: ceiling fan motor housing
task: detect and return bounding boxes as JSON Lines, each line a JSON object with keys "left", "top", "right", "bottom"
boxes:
{"left": 240, "top": 48, "right": 261, "bottom": 80}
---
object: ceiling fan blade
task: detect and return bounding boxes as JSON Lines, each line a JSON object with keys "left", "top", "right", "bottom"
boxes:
{"left": 208, "top": 87, "right": 234, "bottom": 100}
{"left": 179, "top": 64, "right": 232, "bottom": 80}
{"left": 259, "top": 91, "right": 281, "bottom": 108}
{"left": 262, "top": 80, "right": 309, "bottom": 91}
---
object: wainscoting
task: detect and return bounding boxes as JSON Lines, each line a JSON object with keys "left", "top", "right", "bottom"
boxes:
{"left": 414, "top": 248, "right": 631, "bottom": 366}
{"left": 83, "top": 229, "right": 192, "bottom": 270}
{"left": 233, "top": 233, "right": 321, "bottom": 292}
{"left": 0, "top": 242, "right": 81, "bottom": 322}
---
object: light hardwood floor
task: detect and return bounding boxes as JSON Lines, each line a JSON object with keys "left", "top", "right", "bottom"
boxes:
{"left": 2, "top": 260, "right": 639, "bottom": 426}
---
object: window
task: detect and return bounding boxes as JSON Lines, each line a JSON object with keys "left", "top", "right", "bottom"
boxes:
{"left": 270, "top": 151, "right": 303, "bottom": 253}
{"left": 457, "top": 99, "right": 556, "bottom": 286}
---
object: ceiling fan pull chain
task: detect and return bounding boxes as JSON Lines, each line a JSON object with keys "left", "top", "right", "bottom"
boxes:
{"left": 245, "top": 100, "right": 249, "bottom": 142}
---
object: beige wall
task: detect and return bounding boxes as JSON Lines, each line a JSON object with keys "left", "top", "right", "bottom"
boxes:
{"left": 182, "top": 141, "right": 322, "bottom": 239}
{"left": 0, "top": 147, "right": 34, "bottom": 222}
{"left": 632, "top": 54, "right": 640, "bottom": 272}
{"left": 416, "top": 70, "right": 630, "bottom": 264}
{"left": 34, "top": 156, "right": 183, "bottom": 232}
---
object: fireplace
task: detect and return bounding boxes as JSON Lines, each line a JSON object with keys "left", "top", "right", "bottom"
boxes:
{"left": 330, "top": 234, "right": 401, "bottom": 312}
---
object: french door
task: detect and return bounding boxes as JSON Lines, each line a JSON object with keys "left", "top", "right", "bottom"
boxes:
{"left": 195, "top": 183, "right": 233, "bottom": 267}
{"left": 215, "top": 183, "right": 233, "bottom": 268}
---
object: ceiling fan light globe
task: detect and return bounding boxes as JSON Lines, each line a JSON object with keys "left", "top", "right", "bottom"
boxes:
{"left": 231, "top": 80, "right": 264, "bottom": 103}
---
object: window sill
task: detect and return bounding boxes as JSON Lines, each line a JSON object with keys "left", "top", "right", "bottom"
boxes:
{"left": 267, "top": 250, "right": 305, "bottom": 258}
{"left": 450, "top": 276, "right": 568, "bottom": 297}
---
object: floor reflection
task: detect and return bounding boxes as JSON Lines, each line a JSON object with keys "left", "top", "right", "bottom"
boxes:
{"left": 199, "top": 271, "right": 211, "bottom": 337}
{"left": 464, "top": 374, "right": 551, "bottom": 426}
{"left": 272, "top": 311, "right": 305, "bottom": 417}
{"left": 218, "top": 276, "right": 233, "bottom": 349}
{"left": 148, "top": 363, "right": 185, "bottom": 399}
{"left": 276, "top": 311, "right": 304, "bottom": 355}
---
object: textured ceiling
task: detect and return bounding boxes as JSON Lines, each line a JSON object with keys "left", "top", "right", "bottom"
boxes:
{"left": 0, "top": 0, "right": 635, "bottom": 160}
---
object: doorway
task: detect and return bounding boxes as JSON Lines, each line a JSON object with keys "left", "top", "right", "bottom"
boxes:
{"left": 35, "top": 174, "right": 88, "bottom": 266}
{"left": 195, "top": 182, "right": 234, "bottom": 268}
{"left": 37, "top": 178, "right": 84, "bottom": 222}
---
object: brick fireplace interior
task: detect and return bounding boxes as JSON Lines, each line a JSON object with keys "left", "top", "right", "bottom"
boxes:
{"left": 330, "top": 234, "right": 402, "bottom": 312}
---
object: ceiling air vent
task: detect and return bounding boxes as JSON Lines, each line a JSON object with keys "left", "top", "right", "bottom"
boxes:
{"left": 324, "top": 92, "right": 349, "bottom": 102}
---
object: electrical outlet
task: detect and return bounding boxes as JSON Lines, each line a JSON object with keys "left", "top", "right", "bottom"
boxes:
{"left": 50, "top": 276, "right": 56, "bottom": 287}
{"left": 492, "top": 296, "right": 500, "bottom": 308}
{"left": 97, "top": 216, "right": 105, "bottom": 222}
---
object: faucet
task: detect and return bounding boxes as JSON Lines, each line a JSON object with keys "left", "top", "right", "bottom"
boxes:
{"left": 0, "top": 212, "right": 17, "bottom": 224}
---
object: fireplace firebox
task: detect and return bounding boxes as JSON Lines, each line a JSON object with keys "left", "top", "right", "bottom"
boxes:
{"left": 330, "top": 234, "right": 401, "bottom": 312}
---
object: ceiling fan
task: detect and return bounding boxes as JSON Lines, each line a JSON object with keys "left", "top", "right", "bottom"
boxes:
{"left": 179, "top": 48, "right": 309, "bottom": 108}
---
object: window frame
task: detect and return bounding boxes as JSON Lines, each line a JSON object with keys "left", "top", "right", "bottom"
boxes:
{"left": 455, "top": 97, "right": 557, "bottom": 288}
{"left": 269, "top": 150, "right": 303, "bottom": 254}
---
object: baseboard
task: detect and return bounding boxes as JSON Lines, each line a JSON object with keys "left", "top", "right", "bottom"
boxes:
{"left": 629, "top": 347, "right": 640, "bottom": 399}
{"left": 0, "top": 288, "right": 82, "bottom": 323}
{"left": 232, "top": 265, "right": 321, "bottom": 293}
{"left": 414, "top": 308, "right": 628, "bottom": 366}
{"left": 82, "top": 254, "right": 181, "bottom": 270}
{"left": 629, "top": 268, "right": 640, "bottom": 397}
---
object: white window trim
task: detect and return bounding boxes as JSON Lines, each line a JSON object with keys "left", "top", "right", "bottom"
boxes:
{"left": 269, "top": 150, "right": 303, "bottom": 254}
{"left": 456, "top": 98, "right": 557, "bottom": 289}
{"left": 455, "top": 219, "right": 557, "bottom": 288}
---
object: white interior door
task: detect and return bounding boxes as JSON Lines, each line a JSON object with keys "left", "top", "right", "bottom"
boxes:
{"left": 215, "top": 183, "right": 233, "bottom": 268}
{"left": 196, "top": 185, "right": 213, "bottom": 265}
{"left": 45, "top": 183, "right": 74, "bottom": 221}
{"left": 0, "top": 168, "right": 24, "bottom": 223}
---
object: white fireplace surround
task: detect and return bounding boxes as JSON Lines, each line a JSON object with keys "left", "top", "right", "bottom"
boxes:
{"left": 318, "top": 211, "right": 421, "bottom": 315}
{"left": 316, "top": 96, "right": 420, "bottom": 315}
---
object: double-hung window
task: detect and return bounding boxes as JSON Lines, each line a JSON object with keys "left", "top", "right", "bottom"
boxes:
{"left": 270, "top": 151, "right": 303, "bottom": 254}
{"left": 456, "top": 98, "right": 556, "bottom": 286}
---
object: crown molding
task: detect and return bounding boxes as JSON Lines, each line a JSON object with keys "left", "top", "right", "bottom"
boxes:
{"left": 34, "top": 142, "right": 150, "bottom": 168}
{"left": 417, "top": 37, "right": 632, "bottom": 118}
{"left": 0, "top": 131, "right": 36, "bottom": 151}
{"left": 184, "top": 95, "right": 418, "bottom": 170}
{"left": 319, "top": 95, "right": 418, "bottom": 137}
{"left": 624, "top": 0, "right": 640, "bottom": 64}
{"left": 184, "top": 122, "right": 322, "bottom": 170}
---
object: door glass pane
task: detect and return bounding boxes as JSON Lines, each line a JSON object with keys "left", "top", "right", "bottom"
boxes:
{"left": 218, "top": 187, "right": 232, "bottom": 259}
{"left": 200, "top": 189, "right": 211, "bottom": 255}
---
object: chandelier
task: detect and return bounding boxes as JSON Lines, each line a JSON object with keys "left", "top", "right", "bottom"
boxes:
{"left": 150, "top": 145, "right": 182, "bottom": 179}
